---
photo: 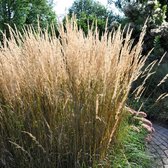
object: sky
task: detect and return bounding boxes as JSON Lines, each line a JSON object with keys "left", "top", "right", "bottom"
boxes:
{"left": 53, "top": 0, "right": 119, "bottom": 20}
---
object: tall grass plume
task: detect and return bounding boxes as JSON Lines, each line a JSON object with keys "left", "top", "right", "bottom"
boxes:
{"left": 0, "top": 17, "right": 148, "bottom": 167}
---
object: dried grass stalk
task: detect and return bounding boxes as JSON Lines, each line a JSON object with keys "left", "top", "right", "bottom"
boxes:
{"left": 0, "top": 17, "right": 148, "bottom": 167}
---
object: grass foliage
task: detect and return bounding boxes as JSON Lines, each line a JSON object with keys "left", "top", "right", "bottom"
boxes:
{"left": 0, "top": 18, "right": 148, "bottom": 167}
{"left": 109, "top": 115, "right": 151, "bottom": 168}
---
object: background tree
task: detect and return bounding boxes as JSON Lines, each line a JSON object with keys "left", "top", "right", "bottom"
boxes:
{"left": 0, "top": 0, "right": 57, "bottom": 38}
{"left": 67, "top": 0, "right": 116, "bottom": 35}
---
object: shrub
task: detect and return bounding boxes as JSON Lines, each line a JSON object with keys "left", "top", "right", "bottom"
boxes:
{"left": 128, "top": 61, "right": 168, "bottom": 122}
{"left": 0, "top": 18, "right": 147, "bottom": 167}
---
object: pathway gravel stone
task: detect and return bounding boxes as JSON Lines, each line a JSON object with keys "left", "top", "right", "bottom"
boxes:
{"left": 148, "top": 124, "right": 168, "bottom": 168}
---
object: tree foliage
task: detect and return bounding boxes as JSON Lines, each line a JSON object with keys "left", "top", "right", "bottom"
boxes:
{"left": 68, "top": 0, "right": 115, "bottom": 35}
{"left": 0, "top": 0, "right": 57, "bottom": 37}
{"left": 108, "top": 0, "right": 168, "bottom": 53}
{"left": 109, "top": 0, "right": 167, "bottom": 26}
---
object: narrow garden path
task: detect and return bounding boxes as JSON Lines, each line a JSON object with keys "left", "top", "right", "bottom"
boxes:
{"left": 148, "top": 124, "right": 168, "bottom": 168}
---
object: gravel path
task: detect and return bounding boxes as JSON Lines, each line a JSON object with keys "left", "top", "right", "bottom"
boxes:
{"left": 148, "top": 124, "right": 168, "bottom": 168}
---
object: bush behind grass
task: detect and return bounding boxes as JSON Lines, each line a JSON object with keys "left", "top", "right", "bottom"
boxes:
{"left": 0, "top": 17, "right": 148, "bottom": 167}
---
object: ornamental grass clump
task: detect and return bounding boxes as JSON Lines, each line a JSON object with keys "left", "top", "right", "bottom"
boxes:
{"left": 0, "top": 18, "right": 147, "bottom": 167}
